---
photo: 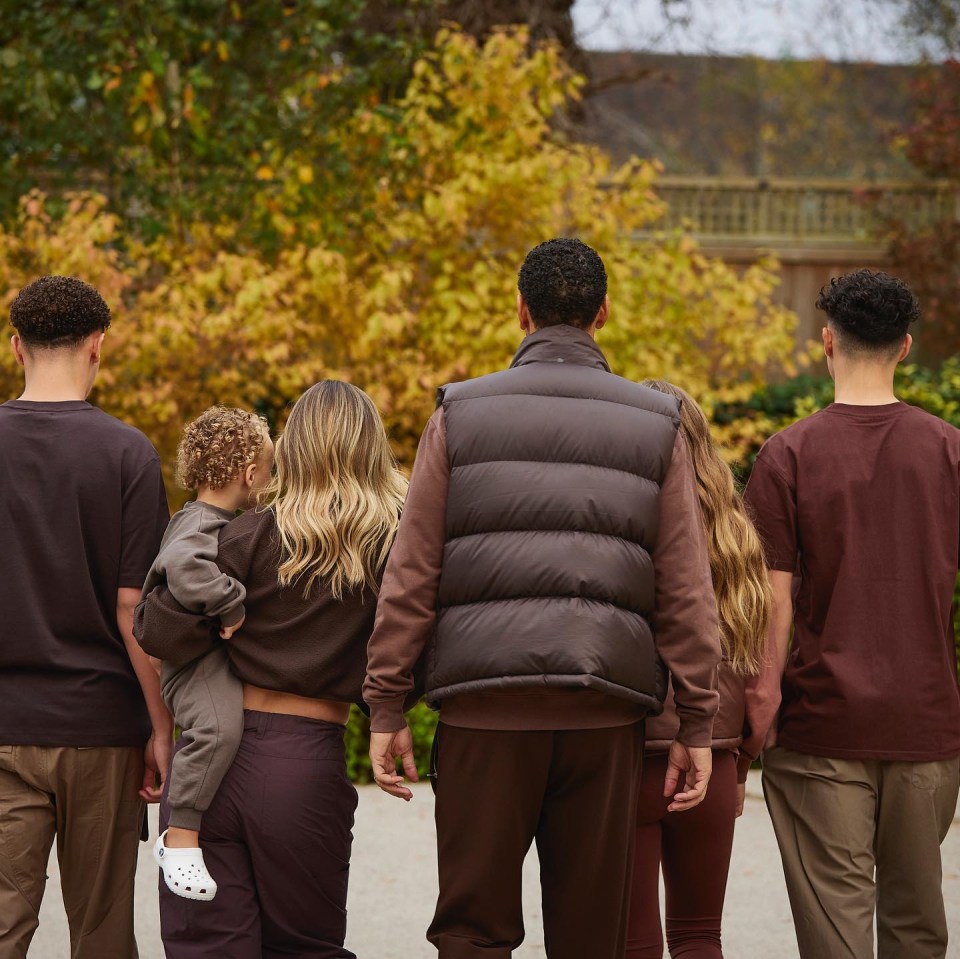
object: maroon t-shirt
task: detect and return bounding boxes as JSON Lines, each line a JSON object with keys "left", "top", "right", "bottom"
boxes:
{"left": 745, "top": 401, "right": 960, "bottom": 761}
{"left": 0, "top": 400, "right": 169, "bottom": 747}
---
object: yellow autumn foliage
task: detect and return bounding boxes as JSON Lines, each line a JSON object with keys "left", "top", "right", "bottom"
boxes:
{"left": 0, "top": 28, "right": 797, "bottom": 499}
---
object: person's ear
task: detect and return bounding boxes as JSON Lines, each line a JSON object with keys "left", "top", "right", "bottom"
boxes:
{"left": 11, "top": 334, "right": 25, "bottom": 367}
{"left": 243, "top": 461, "right": 258, "bottom": 489}
{"left": 518, "top": 294, "right": 536, "bottom": 335}
{"left": 592, "top": 295, "right": 609, "bottom": 332}
{"left": 897, "top": 333, "right": 913, "bottom": 363}
{"left": 822, "top": 326, "right": 834, "bottom": 359}
{"left": 90, "top": 332, "right": 105, "bottom": 365}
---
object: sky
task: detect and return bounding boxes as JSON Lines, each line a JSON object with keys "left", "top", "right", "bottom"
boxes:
{"left": 571, "top": 0, "right": 913, "bottom": 62}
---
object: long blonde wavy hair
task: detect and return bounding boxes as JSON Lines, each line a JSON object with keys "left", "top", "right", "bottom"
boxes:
{"left": 644, "top": 380, "right": 771, "bottom": 675}
{"left": 260, "top": 380, "right": 407, "bottom": 599}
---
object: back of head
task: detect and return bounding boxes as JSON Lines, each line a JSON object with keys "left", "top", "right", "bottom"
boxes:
{"left": 177, "top": 407, "right": 270, "bottom": 492}
{"left": 518, "top": 238, "right": 607, "bottom": 329}
{"left": 10, "top": 275, "right": 111, "bottom": 349}
{"left": 816, "top": 269, "right": 920, "bottom": 359}
{"left": 642, "top": 378, "right": 771, "bottom": 675}
{"left": 265, "top": 380, "right": 407, "bottom": 598}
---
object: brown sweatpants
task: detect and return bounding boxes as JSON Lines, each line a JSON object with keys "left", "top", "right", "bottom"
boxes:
{"left": 762, "top": 744, "right": 960, "bottom": 959}
{"left": 160, "top": 644, "right": 244, "bottom": 831}
{"left": 0, "top": 743, "right": 145, "bottom": 959}
{"left": 427, "top": 721, "right": 644, "bottom": 959}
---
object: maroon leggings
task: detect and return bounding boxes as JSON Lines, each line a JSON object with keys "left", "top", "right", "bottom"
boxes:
{"left": 625, "top": 749, "right": 737, "bottom": 959}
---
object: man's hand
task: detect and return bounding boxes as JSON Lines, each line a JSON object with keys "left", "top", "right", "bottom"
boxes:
{"left": 369, "top": 726, "right": 419, "bottom": 801}
{"left": 140, "top": 729, "right": 172, "bottom": 803}
{"left": 664, "top": 740, "right": 712, "bottom": 812}
{"left": 735, "top": 782, "right": 746, "bottom": 818}
{"left": 220, "top": 615, "right": 245, "bottom": 641}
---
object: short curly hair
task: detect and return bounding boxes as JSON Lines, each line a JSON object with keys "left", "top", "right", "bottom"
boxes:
{"left": 816, "top": 269, "right": 920, "bottom": 355}
{"left": 10, "top": 275, "right": 112, "bottom": 347}
{"left": 176, "top": 407, "right": 271, "bottom": 492}
{"left": 518, "top": 238, "right": 607, "bottom": 329}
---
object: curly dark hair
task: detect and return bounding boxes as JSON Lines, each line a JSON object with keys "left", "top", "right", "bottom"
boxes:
{"left": 177, "top": 407, "right": 271, "bottom": 491}
{"left": 10, "top": 275, "right": 112, "bottom": 347}
{"left": 518, "top": 238, "right": 607, "bottom": 329}
{"left": 816, "top": 269, "right": 920, "bottom": 355}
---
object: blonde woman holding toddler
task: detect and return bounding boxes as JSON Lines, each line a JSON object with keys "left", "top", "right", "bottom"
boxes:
{"left": 138, "top": 381, "right": 406, "bottom": 959}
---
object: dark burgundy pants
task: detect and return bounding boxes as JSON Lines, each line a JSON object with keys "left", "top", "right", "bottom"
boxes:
{"left": 158, "top": 710, "right": 358, "bottom": 959}
{"left": 626, "top": 749, "right": 737, "bottom": 959}
{"left": 428, "top": 721, "right": 645, "bottom": 959}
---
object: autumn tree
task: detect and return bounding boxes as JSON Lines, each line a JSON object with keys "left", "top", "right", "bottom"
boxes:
{"left": 867, "top": 59, "right": 960, "bottom": 359}
{"left": 0, "top": 0, "right": 431, "bottom": 245}
{"left": 1, "top": 28, "right": 798, "bottom": 494}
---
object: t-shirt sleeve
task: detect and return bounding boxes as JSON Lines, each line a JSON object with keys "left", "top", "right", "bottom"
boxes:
{"left": 120, "top": 454, "right": 170, "bottom": 589}
{"left": 743, "top": 453, "right": 799, "bottom": 573}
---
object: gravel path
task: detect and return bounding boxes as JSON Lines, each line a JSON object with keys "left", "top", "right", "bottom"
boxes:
{"left": 30, "top": 772, "right": 960, "bottom": 958}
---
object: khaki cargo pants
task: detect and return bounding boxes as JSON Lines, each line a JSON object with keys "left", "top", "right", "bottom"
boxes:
{"left": 763, "top": 744, "right": 960, "bottom": 959}
{"left": 0, "top": 744, "right": 144, "bottom": 959}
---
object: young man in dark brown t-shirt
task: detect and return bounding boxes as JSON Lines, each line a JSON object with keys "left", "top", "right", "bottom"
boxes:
{"left": 0, "top": 277, "right": 170, "bottom": 958}
{"left": 744, "top": 269, "right": 960, "bottom": 959}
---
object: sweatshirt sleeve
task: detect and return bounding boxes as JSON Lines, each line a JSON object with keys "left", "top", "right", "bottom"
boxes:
{"left": 163, "top": 524, "right": 246, "bottom": 627}
{"left": 363, "top": 408, "right": 449, "bottom": 733}
{"left": 651, "top": 432, "right": 722, "bottom": 747}
{"left": 133, "top": 586, "right": 219, "bottom": 668}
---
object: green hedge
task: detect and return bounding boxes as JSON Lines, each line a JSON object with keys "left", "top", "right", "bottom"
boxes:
{"left": 345, "top": 702, "right": 439, "bottom": 784}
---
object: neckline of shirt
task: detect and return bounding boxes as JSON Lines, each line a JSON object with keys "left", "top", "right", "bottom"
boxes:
{"left": 3, "top": 399, "right": 93, "bottom": 412}
{"left": 824, "top": 401, "right": 906, "bottom": 419}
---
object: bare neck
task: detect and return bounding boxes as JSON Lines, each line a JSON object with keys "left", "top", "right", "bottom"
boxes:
{"left": 19, "top": 359, "right": 93, "bottom": 403}
{"left": 196, "top": 484, "right": 249, "bottom": 513}
{"left": 832, "top": 359, "right": 899, "bottom": 406}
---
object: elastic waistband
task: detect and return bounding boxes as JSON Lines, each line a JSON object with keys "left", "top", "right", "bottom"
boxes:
{"left": 242, "top": 709, "right": 346, "bottom": 735}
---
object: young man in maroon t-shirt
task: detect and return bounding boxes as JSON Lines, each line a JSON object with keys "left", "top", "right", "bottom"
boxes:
{"left": 745, "top": 269, "right": 960, "bottom": 959}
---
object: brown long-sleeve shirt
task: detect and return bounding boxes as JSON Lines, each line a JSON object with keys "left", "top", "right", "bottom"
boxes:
{"left": 364, "top": 407, "right": 721, "bottom": 744}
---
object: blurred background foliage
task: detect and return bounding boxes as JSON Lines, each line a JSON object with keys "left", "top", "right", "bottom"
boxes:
{"left": 0, "top": 24, "right": 798, "bottom": 495}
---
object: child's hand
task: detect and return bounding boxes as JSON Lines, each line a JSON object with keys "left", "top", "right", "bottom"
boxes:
{"left": 220, "top": 615, "right": 245, "bottom": 640}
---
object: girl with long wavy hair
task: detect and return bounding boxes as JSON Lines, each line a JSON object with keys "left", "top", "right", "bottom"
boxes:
{"left": 626, "top": 381, "right": 775, "bottom": 959}
{"left": 143, "top": 380, "right": 406, "bottom": 959}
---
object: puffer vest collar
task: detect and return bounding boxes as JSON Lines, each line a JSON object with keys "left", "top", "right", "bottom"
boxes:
{"left": 509, "top": 325, "right": 611, "bottom": 372}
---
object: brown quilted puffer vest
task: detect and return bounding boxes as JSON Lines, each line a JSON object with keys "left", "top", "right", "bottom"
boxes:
{"left": 426, "top": 324, "right": 680, "bottom": 713}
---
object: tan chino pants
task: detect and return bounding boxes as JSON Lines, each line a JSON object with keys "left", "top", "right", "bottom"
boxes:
{"left": 0, "top": 744, "right": 145, "bottom": 959}
{"left": 762, "top": 744, "right": 960, "bottom": 959}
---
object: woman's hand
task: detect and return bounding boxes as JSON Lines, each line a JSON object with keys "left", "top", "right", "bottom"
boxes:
{"left": 369, "top": 725, "right": 419, "bottom": 801}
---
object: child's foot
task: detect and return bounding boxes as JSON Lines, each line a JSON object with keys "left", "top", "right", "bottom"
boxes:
{"left": 153, "top": 830, "right": 218, "bottom": 901}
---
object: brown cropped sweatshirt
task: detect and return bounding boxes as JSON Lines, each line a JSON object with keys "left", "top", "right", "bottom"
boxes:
{"left": 646, "top": 653, "right": 783, "bottom": 783}
{"left": 136, "top": 506, "right": 377, "bottom": 703}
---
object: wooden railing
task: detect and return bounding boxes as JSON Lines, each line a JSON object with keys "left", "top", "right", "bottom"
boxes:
{"left": 653, "top": 176, "right": 958, "bottom": 245}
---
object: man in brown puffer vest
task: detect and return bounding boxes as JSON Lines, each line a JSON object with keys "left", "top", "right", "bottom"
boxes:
{"left": 364, "top": 238, "right": 721, "bottom": 959}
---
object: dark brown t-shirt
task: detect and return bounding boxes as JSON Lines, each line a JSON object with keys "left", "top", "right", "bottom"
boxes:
{"left": 744, "top": 401, "right": 960, "bottom": 761}
{"left": 0, "top": 400, "right": 169, "bottom": 747}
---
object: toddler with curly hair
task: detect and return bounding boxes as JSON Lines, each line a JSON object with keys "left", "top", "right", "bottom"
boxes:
{"left": 140, "top": 407, "right": 273, "bottom": 901}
